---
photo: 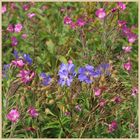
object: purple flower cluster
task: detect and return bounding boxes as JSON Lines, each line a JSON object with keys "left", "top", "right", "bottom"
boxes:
{"left": 13, "top": 50, "right": 33, "bottom": 65}
{"left": 58, "top": 63, "right": 110, "bottom": 86}
{"left": 40, "top": 73, "right": 52, "bottom": 86}
{"left": 64, "top": 15, "right": 92, "bottom": 29}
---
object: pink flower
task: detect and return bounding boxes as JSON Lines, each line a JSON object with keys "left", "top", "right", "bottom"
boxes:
{"left": 99, "top": 99, "right": 106, "bottom": 107}
{"left": 64, "top": 16, "right": 72, "bottom": 25}
{"left": 131, "top": 87, "right": 138, "bottom": 96}
{"left": 127, "top": 33, "right": 137, "bottom": 43}
{"left": 7, "top": 109, "right": 20, "bottom": 123}
{"left": 111, "top": 8, "right": 117, "bottom": 12}
{"left": 2, "top": 4, "right": 7, "bottom": 14}
{"left": 122, "top": 26, "right": 131, "bottom": 36}
{"left": 10, "top": 3, "right": 17, "bottom": 10}
{"left": 64, "top": 111, "right": 71, "bottom": 116}
{"left": 11, "top": 59, "right": 25, "bottom": 68}
{"left": 76, "top": 18, "right": 86, "bottom": 27}
{"left": 75, "top": 104, "right": 82, "bottom": 112}
{"left": 118, "top": 20, "right": 127, "bottom": 27}
{"left": 108, "top": 121, "right": 118, "bottom": 133}
{"left": 11, "top": 36, "right": 18, "bottom": 46}
{"left": 23, "top": 4, "right": 30, "bottom": 11}
{"left": 70, "top": 22, "right": 76, "bottom": 29}
{"left": 95, "top": 8, "right": 106, "bottom": 19}
{"left": 113, "top": 96, "right": 121, "bottom": 103}
{"left": 123, "top": 61, "right": 132, "bottom": 71}
{"left": 7, "top": 24, "right": 14, "bottom": 33}
{"left": 122, "top": 46, "right": 132, "bottom": 53}
{"left": 17, "top": 70, "right": 35, "bottom": 84}
{"left": 22, "top": 34, "right": 27, "bottom": 39}
{"left": 27, "top": 13, "right": 36, "bottom": 19}
{"left": 27, "top": 107, "right": 38, "bottom": 118}
{"left": 14, "top": 23, "right": 23, "bottom": 33}
{"left": 68, "top": 59, "right": 73, "bottom": 64}
{"left": 118, "top": 2, "right": 126, "bottom": 11}
{"left": 94, "top": 88, "right": 102, "bottom": 96}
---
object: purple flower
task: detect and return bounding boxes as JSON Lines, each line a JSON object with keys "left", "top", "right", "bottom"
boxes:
{"left": 64, "top": 111, "right": 71, "bottom": 116}
{"left": 76, "top": 18, "right": 86, "bottom": 27}
{"left": 17, "top": 70, "right": 35, "bottom": 84}
{"left": 108, "top": 121, "right": 118, "bottom": 133}
{"left": 131, "top": 87, "right": 138, "bottom": 96}
{"left": 113, "top": 96, "right": 121, "bottom": 103}
{"left": 96, "top": 63, "right": 110, "bottom": 76}
{"left": 22, "top": 34, "right": 27, "bottom": 39}
{"left": 7, "top": 24, "right": 14, "bottom": 33}
{"left": 118, "top": 2, "right": 126, "bottom": 11}
{"left": 75, "top": 104, "right": 82, "bottom": 112}
{"left": 94, "top": 88, "right": 102, "bottom": 96}
{"left": 95, "top": 8, "right": 106, "bottom": 19}
{"left": 7, "top": 109, "right": 20, "bottom": 123}
{"left": 11, "top": 36, "right": 18, "bottom": 46}
{"left": 27, "top": 13, "right": 36, "bottom": 19}
{"left": 111, "top": 8, "right": 117, "bottom": 12}
{"left": 122, "top": 46, "right": 132, "bottom": 53}
{"left": 122, "top": 26, "right": 131, "bottom": 36}
{"left": 23, "top": 4, "right": 30, "bottom": 11}
{"left": 64, "top": 16, "right": 72, "bottom": 25}
{"left": 2, "top": 64, "right": 10, "bottom": 79}
{"left": 27, "top": 107, "right": 38, "bottom": 118}
{"left": 99, "top": 99, "right": 106, "bottom": 107}
{"left": 70, "top": 22, "right": 76, "bottom": 29}
{"left": 127, "top": 33, "right": 137, "bottom": 43}
{"left": 78, "top": 65, "right": 95, "bottom": 84}
{"left": 40, "top": 72, "right": 51, "bottom": 86}
{"left": 123, "top": 61, "right": 132, "bottom": 71}
{"left": 118, "top": 20, "right": 127, "bottom": 27}
{"left": 14, "top": 23, "right": 23, "bottom": 33}
{"left": 58, "top": 63, "right": 76, "bottom": 86}
{"left": 11, "top": 59, "right": 25, "bottom": 68}
{"left": 2, "top": 4, "right": 7, "bottom": 14}
{"left": 23, "top": 54, "right": 32, "bottom": 65}
{"left": 10, "top": 3, "right": 17, "bottom": 10}
{"left": 13, "top": 50, "right": 19, "bottom": 59}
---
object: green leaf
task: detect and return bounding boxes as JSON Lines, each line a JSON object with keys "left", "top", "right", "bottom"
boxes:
{"left": 46, "top": 40, "right": 55, "bottom": 54}
{"left": 57, "top": 55, "right": 67, "bottom": 64}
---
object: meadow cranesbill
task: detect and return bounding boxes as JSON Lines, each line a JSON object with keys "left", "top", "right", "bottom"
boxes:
{"left": 78, "top": 65, "right": 95, "bottom": 84}
{"left": 23, "top": 54, "right": 33, "bottom": 65}
{"left": 58, "top": 63, "right": 76, "bottom": 86}
{"left": 40, "top": 73, "right": 51, "bottom": 86}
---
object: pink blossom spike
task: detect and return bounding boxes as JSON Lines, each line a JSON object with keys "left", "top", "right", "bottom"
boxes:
{"left": 95, "top": 8, "right": 106, "bottom": 19}
{"left": 14, "top": 23, "right": 23, "bottom": 33}
{"left": 27, "top": 107, "right": 38, "bottom": 118}
{"left": 7, "top": 109, "right": 20, "bottom": 123}
{"left": 2, "top": 4, "right": 7, "bottom": 14}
